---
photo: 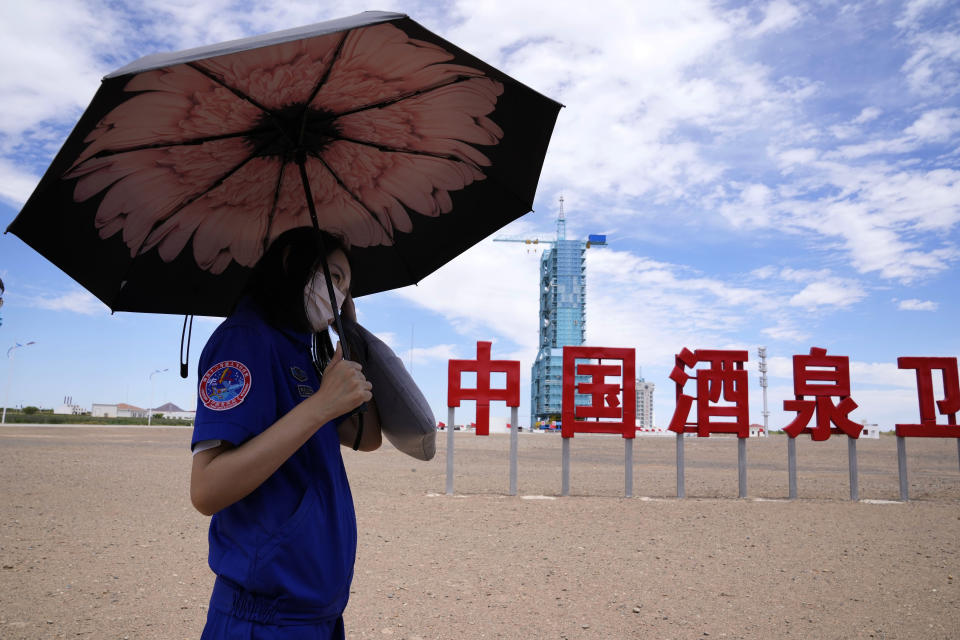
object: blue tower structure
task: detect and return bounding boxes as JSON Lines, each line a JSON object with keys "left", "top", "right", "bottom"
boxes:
{"left": 495, "top": 197, "right": 606, "bottom": 428}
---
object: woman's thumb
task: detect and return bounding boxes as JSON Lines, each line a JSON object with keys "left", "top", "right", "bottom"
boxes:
{"left": 323, "top": 342, "right": 343, "bottom": 377}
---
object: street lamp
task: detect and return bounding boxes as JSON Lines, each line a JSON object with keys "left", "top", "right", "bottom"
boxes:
{"left": 3, "top": 341, "right": 37, "bottom": 424}
{"left": 147, "top": 368, "right": 169, "bottom": 426}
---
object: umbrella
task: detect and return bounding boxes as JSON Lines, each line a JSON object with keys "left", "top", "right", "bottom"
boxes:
{"left": 6, "top": 10, "right": 561, "bottom": 318}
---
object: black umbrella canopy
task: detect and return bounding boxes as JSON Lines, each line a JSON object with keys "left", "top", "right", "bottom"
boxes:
{"left": 7, "top": 11, "right": 561, "bottom": 317}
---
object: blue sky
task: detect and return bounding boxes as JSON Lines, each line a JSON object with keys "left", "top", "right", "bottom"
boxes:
{"left": 1, "top": 0, "right": 958, "bottom": 430}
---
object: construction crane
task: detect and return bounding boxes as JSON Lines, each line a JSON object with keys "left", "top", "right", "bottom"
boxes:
{"left": 494, "top": 196, "right": 608, "bottom": 429}
{"left": 493, "top": 196, "right": 607, "bottom": 250}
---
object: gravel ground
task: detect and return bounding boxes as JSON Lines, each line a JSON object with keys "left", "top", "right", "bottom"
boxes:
{"left": 1, "top": 426, "right": 958, "bottom": 639}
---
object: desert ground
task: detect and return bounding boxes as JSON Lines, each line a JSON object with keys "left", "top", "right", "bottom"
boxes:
{"left": 1, "top": 425, "right": 958, "bottom": 639}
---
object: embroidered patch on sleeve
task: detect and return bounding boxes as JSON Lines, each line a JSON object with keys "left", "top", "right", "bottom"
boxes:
{"left": 290, "top": 366, "right": 308, "bottom": 382}
{"left": 199, "top": 360, "right": 252, "bottom": 411}
{"left": 297, "top": 384, "right": 314, "bottom": 398}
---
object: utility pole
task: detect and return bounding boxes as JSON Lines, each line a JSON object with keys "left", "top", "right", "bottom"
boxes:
{"left": 758, "top": 346, "right": 769, "bottom": 436}
{"left": 147, "top": 368, "right": 168, "bottom": 426}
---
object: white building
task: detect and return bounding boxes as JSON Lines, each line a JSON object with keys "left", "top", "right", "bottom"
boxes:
{"left": 635, "top": 378, "right": 655, "bottom": 430}
{"left": 91, "top": 403, "right": 118, "bottom": 418}
{"left": 54, "top": 404, "right": 84, "bottom": 415}
{"left": 90, "top": 403, "right": 147, "bottom": 418}
{"left": 154, "top": 402, "right": 195, "bottom": 421}
{"left": 859, "top": 421, "right": 880, "bottom": 439}
{"left": 54, "top": 396, "right": 83, "bottom": 415}
{"left": 117, "top": 403, "right": 147, "bottom": 418}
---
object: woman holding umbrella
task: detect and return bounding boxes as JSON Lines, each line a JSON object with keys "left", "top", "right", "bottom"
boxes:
{"left": 189, "top": 227, "right": 381, "bottom": 639}
{"left": 7, "top": 12, "right": 558, "bottom": 633}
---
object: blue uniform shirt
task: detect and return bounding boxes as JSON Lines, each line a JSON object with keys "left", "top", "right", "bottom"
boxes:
{"left": 192, "top": 299, "right": 356, "bottom": 622}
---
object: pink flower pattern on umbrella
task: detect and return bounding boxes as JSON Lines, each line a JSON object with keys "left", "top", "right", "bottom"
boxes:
{"left": 64, "top": 23, "right": 504, "bottom": 273}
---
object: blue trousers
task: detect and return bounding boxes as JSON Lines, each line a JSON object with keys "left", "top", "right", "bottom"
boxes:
{"left": 201, "top": 577, "right": 345, "bottom": 640}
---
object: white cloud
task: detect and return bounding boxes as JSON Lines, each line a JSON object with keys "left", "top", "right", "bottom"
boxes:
{"left": 388, "top": 238, "right": 541, "bottom": 350}
{"left": 763, "top": 355, "right": 915, "bottom": 389}
{"left": 900, "top": 29, "right": 960, "bottom": 97}
{"left": 405, "top": 344, "right": 460, "bottom": 366}
{"left": 778, "top": 267, "right": 833, "bottom": 283}
{"left": 764, "top": 355, "right": 795, "bottom": 379}
{"left": 849, "top": 360, "right": 916, "bottom": 387}
{"left": 583, "top": 250, "right": 856, "bottom": 361}
{"left": 904, "top": 108, "right": 960, "bottom": 142}
{"left": 828, "top": 124, "right": 859, "bottom": 141}
{"left": 719, "top": 159, "right": 960, "bottom": 283}
{"left": 761, "top": 322, "right": 809, "bottom": 342}
{"left": 751, "top": 265, "right": 777, "bottom": 279}
{"left": 852, "top": 107, "right": 883, "bottom": 124}
{"left": 897, "top": 298, "right": 939, "bottom": 311}
{"left": 26, "top": 290, "right": 108, "bottom": 315}
{"left": 392, "top": 240, "right": 869, "bottom": 382}
{"left": 0, "top": 157, "right": 40, "bottom": 206}
{"left": 831, "top": 137, "right": 917, "bottom": 160}
{"left": 897, "top": 0, "right": 950, "bottom": 29}
{"left": 431, "top": 0, "right": 813, "bottom": 211}
{"left": 848, "top": 388, "right": 922, "bottom": 429}
{"left": 775, "top": 147, "right": 819, "bottom": 166}
{"left": 829, "top": 108, "right": 960, "bottom": 160}
{"left": 748, "top": 0, "right": 803, "bottom": 37}
{"left": 788, "top": 280, "right": 866, "bottom": 309}
{"left": 10, "top": 0, "right": 953, "bottom": 297}
{"left": 0, "top": 1, "right": 116, "bottom": 141}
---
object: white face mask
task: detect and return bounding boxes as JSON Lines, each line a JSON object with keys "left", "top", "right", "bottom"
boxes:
{"left": 304, "top": 271, "right": 346, "bottom": 332}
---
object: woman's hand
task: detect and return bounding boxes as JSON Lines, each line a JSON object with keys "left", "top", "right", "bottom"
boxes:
{"left": 309, "top": 342, "right": 372, "bottom": 419}
{"left": 191, "top": 343, "right": 372, "bottom": 516}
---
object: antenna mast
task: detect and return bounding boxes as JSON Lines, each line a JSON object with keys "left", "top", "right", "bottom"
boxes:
{"left": 557, "top": 195, "right": 566, "bottom": 240}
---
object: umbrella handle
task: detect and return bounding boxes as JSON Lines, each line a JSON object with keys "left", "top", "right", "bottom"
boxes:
{"left": 179, "top": 315, "right": 194, "bottom": 379}
{"left": 295, "top": 155, "right": 354, "bottom": 359}
{"left": 298, "top": 157, "right": 365, "bottom": 448}
{"left": 312, "top": 327, "right": 367, "bottom": 450}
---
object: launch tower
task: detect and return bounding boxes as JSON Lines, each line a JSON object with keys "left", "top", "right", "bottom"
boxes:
{"left": 495, "top": 197, "right": 606, "bottom": 428}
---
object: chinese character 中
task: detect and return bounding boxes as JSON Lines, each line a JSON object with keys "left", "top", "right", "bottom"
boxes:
{"left": 447, "top": 341, "right": 520, "bottom": 436}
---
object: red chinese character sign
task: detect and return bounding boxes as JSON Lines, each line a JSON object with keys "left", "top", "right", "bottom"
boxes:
{"left": 668, "top": 348, "right": 750, "bottom": 438}
{"left": 561, "top": 346, "right": 636, "bottom": 438}
{"left": 896, "top": 357, "right": 960, "bottom": 438}
{"left": 783, "top": 347, "right": 862, "bottom": 441}
{"left": 448, "top": 341, "right": 520, "bottom": 436}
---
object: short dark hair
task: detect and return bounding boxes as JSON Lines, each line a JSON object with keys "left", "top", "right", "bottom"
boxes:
{"left": 242, "top": 227, "right": 351, "bottom": 332}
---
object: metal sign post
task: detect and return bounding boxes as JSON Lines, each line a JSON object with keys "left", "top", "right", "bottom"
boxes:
{"left": 445, "top": 407, "right": 455, "bottom": 495}
{"left": 738, "top": 437, "right": 747, "bottom": 498}
{"left": 561, "top": 437, "right": 571, "bottom": 496}
{"left": 848, "top": 436, "right": 859, "bottom": 501}
{"left": 509, "top": 406, "right": 519, "bottom": 496}
{"left": 625, "top": 438, "right": 633, "bottom": 498}
{"left": 787, "top": 437, "right": 798, "bottom": 500}
{"left": 896, "top": 435, "right": 909, "bottom": 501}
{"left": 676, "top": 432, "right": 685, "bottom": 498}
